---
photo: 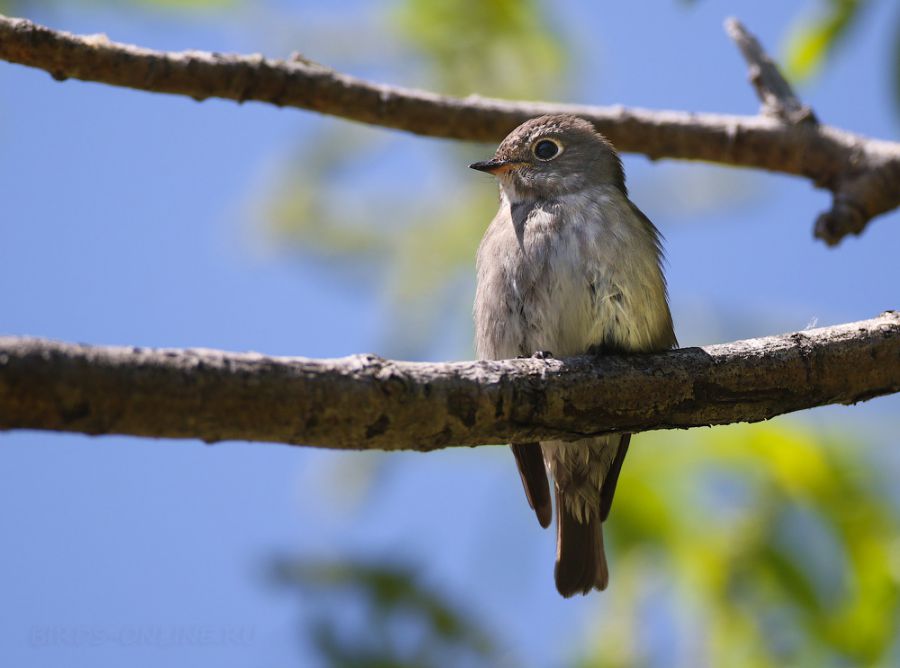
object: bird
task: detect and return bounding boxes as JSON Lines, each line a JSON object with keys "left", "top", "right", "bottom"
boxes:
{"left": 470, "top": 114, "right": 676, "bottom": 597}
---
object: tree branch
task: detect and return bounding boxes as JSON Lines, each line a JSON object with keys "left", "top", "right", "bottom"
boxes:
{"left": 1, "top": 313, "right": 897, "bottom": 450}
{"left": 0, "top": 14, "right": 898, "bottom": 244}
{"left": 724, "top": 17, "right": 817, "bottom": 125}
{"left": 722, "top": 17, "right": 900, "bottom": 246}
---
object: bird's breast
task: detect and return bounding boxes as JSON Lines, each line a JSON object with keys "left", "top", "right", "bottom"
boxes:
{"left": 474, "top": 189, "right": 673, "bottom": 361}
{"left": 476, "top": 201, "right": 595, "bottom": 357}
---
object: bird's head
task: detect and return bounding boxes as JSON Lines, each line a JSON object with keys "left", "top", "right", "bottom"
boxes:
{"left": 470, "top": 114, "right": 625, "bottom": 201}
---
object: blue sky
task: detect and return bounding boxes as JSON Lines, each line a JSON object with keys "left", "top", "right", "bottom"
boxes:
{"left": 1, "top": 1, "right": 898, "bottom": 666}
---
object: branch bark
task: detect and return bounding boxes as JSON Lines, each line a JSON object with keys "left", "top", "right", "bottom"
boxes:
{"left": 725, "top": 17, "right": 817, "bottom": 125}
{"left": 0, "top": 14, "right": 898, "bottom": 244}
{"left": 1, "top": 313, "right": 897, "bottom": 451}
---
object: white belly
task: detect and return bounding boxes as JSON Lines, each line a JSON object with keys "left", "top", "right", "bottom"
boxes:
{"left": 474, "top": 189, "right": 672, "bottom": 361}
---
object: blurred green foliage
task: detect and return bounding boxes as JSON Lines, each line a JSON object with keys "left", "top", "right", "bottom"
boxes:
{"left": 579, "top": 423, "right": 900, "bottom": 667}
{"left": 780, "top": 0, "right": 900, "bottom": 116}
{"left": 391, "top": 0, "right": 565, "bottom": 99}
{"left": 271, "top": 558, "right": 497, "bottom": 667}
{"left": 784, "top": 0, "right": 867, "bottom": 81}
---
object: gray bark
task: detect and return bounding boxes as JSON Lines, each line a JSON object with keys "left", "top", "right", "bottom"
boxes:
{"left": 1, "top": 313, "right": 897, "bottom": 450}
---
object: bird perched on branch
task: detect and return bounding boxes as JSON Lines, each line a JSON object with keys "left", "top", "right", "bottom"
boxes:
{"left": 471, "top": 115, "right": 676, "bottom": 597}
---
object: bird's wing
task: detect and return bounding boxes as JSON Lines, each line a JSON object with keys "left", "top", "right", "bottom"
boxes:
{"left": 510, "top": 442, "right": 552, "bottom": 528}
{"left": 599, "top": 434, "right": 630, "bottom": 522}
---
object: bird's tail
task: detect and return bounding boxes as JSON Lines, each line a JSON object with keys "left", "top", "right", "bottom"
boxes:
{"left": 554, "top": 490, "right": 608, "bottom": 597}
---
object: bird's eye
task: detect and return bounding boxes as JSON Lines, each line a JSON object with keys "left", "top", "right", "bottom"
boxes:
{"left": 533, "top": 139, "right": 561, "bottom": 161}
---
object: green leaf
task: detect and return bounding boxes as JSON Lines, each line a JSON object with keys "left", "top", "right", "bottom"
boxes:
{"left": 392, "top": 0, "right": 567, "bottom": 98}
{"left": 784, "top": 0, "right": 866, "bottom": 80}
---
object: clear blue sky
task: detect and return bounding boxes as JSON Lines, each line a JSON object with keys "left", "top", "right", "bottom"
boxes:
{"left": 1, "top": 1, "right": 898, "bottom": 666}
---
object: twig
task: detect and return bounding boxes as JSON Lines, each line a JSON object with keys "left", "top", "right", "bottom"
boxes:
{"left": 1, "top": 313, "right": 897, "bottom": 450}
{"left": 725, "top": 17, "right": 817, "bottom": 125}
{"left": 0, "top": 14, "right": 898, "bottom": 244}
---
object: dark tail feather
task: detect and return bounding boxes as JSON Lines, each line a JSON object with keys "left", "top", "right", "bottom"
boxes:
{"left": 554, "top": 490, "right": 608, "bottom": 597}
{"left": 510, "top": 443, "right": 552, "bottom": 528}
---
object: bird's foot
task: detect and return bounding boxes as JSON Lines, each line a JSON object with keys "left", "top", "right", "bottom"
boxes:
{"left": 517, "top": 351, "right": 553, "bottom": 360}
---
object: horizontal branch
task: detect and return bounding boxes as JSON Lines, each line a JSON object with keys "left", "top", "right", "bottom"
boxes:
{"left": 1, "top": 313, "right": 897, "bottom": 450}
{"left": 1, "top": 14, "right": 898, "bottom": 244}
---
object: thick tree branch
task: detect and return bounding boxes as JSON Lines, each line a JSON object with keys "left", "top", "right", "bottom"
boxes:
{"left": 1, "top": 14, "right": 898, "bottom": 244}
{"left": 1, "top": 313, "right": 897, "bottom": 450}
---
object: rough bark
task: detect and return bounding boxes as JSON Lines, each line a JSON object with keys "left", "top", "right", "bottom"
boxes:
{"left": 1, "top": 313, "right": 897, "bottom": 451}
{"left": 0, "top": 14, "right": 898, "bottom": 244}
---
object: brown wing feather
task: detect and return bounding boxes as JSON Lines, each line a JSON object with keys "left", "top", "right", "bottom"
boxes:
{"left": 510, "top": 443, "right": 552, "bottom": 528}
{"left": 599, "top": 434, "right": 631, "bottom": 522}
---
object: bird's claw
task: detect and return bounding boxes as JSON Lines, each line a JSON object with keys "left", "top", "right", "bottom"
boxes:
{"left": 517, "top": 351, "right": 553, "bottom": 360}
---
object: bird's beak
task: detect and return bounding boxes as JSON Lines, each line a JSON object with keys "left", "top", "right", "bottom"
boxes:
{"left": 469, "top": 159, "right": 525, "bottom": 175}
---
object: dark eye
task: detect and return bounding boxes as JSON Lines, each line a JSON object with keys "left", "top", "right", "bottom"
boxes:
{"left": 533, "top": 139, "right": 561, "bottom": 160}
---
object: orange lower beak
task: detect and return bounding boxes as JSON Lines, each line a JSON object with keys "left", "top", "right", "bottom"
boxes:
{"left": 469, "top": 159, "right": 525, "bottom": 175}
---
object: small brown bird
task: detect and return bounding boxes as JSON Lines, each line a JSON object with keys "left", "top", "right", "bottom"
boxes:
{"left": 471, "top": 115, "right": 676, "bottom": 597}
